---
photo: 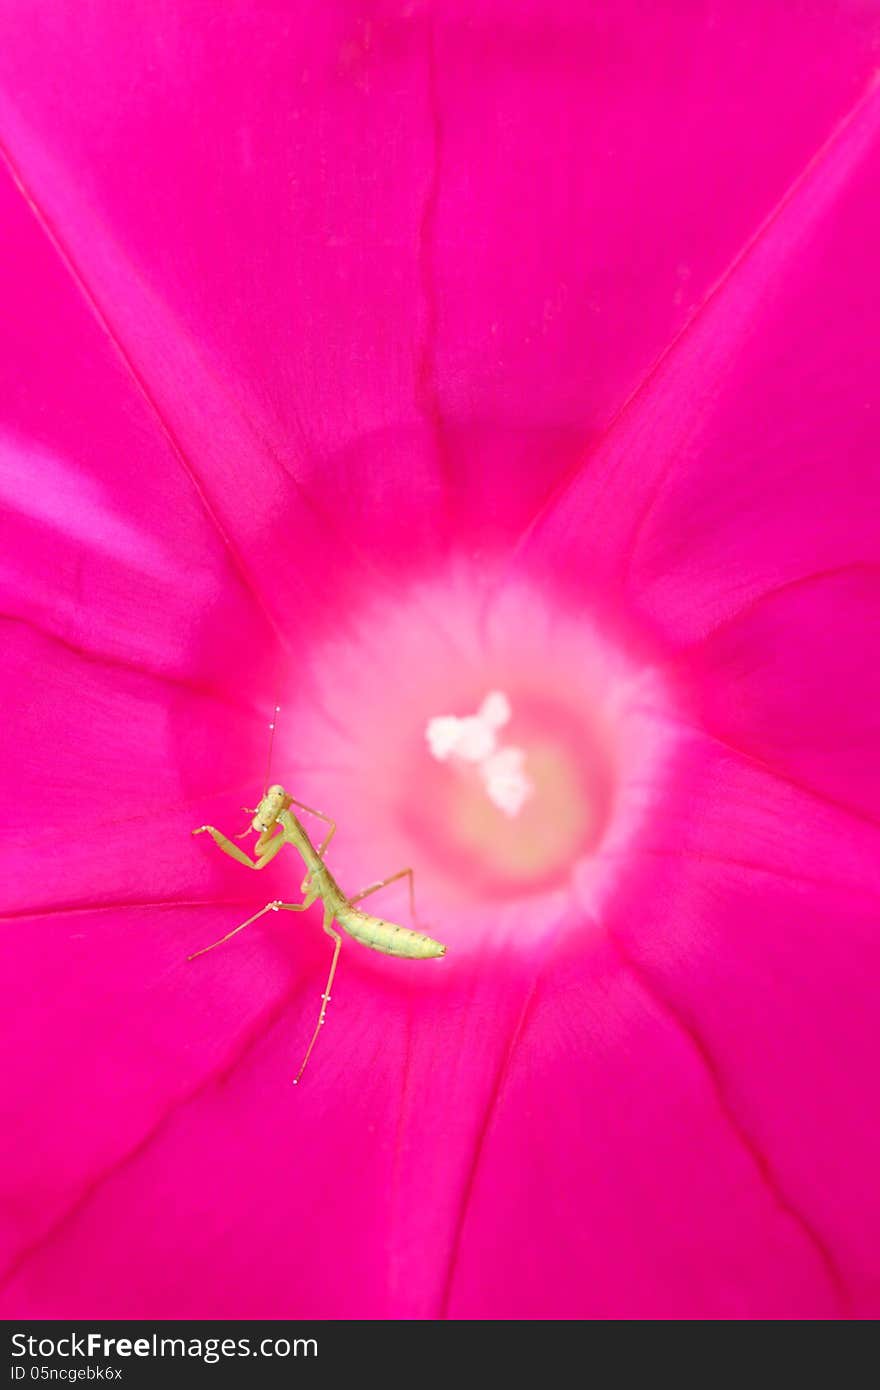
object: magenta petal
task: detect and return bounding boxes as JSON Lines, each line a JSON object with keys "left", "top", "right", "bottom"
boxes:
{"left": 0, "top": 8, "right": 451, "bottom": 589}
{"left": 0, "top": 619, "right": 273, "bottom": 913}
{"left": 591, "top": 730, "right": 880, "bottom": 1317}
{"left": 0, "top": 903, "right": 287, "bottom": 1281}
{"left": 680, "top": 566, "right": 880, "bottom": 821}
{"left": 515, "top": 76, "right": 880, "bottom": 641}
{"left": 0, "top": 162, "right": 276, "bottom": 695}
{"left": 444, "top": 940, "right": 841, "bottom": 1319}
{"left": 1, "top": 3, "right": 878, "bottom": 549}
{"left": 429, "top": 2, "right": 879, "bottom": 524}
{"left": 0, "top": 948, "right": 546, "bottom": 1318}
{"left": 0, "top": 626, "right": 256, "bottom": 835}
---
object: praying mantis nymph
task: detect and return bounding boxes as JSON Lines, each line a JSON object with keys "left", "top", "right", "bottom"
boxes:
{"left": 190, "top": 784, "right": 447, "bottom": 1084}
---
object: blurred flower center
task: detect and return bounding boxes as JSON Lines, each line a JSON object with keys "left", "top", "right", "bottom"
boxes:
{"left": 422, "top": 688, "right": 600, "bottom": 891}
{"left": 426, "top": 690, "right": 535, "bottom": 818}
{"left": 287, "top": 572, "right": 675, "bottom": 938}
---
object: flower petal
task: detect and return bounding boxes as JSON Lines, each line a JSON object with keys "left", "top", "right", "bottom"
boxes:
{"left": 0, "top": 903, "right": 296, "bottom": 1280}
{"left": 587, "top": 727, "right": 880, "bottom": 1316}
{"left": 0, "top": 619, "right": 270, "bottom": 911}
{"left": 679, "top": 566, "right": 880, "bottom": 822}
{"left": 0, "top": 938, "right": 543, "bottom": 1318}
{"left": 513, "top": 75, "right": 880, "bottom": 641}
{"left": 443, "top": 938, "right": 842, "bottom": 1319}
{"left": 429, "top": 1, "right": 880, "bottom": 538}
{"left": 1, "top": 3, "right": 877, "bottom": 553}
{"left": 0, "top": 163, "right": 277, "bottom": 694}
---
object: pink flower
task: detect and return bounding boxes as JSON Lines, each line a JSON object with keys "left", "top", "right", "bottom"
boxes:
{"left": 1, "top": 1, "right": 879, "bottom": 1319}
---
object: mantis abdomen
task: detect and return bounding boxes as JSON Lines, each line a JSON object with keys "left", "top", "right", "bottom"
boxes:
{"left": 336, "top": 907, "right": 446, "bottom": 959}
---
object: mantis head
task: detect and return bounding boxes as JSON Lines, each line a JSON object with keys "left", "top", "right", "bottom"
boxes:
{"left": 251, "top": 783, "right": 289, "bottom": 834}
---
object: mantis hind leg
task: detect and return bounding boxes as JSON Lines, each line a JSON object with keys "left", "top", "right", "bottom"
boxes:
{"left": 350, "top": 867, "right": 418, "bottom": 927}
{"left": 188, "top": 890, "right": 318, "bottom": 961}
{"left": 293, "top": 908, "right": 342, "bottom": 1085}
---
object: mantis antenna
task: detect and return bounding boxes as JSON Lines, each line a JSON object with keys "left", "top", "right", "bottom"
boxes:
{"left": 234, "top": 702, "right": 283, "bottom": 840}
{"left": 263, "top": 702, "right": 282, "bottom": 796}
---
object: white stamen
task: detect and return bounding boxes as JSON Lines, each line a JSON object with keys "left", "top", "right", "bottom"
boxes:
{"left": 452, "top": 715, "right": 498, "bottom": 762}
{"left": 480, "top": 746, "right": 534, "bottom": 818}
{"left": 426, "top": 715, "right": 466, "bottom": 761}
{"left": 426, "top": 710, "right": 499, "bottom": 764}
{"left": 426, "top": 691, "right": 533, "bottom": 818}
{"left": 478, "top": 690, "right": 512, "bottom": 730}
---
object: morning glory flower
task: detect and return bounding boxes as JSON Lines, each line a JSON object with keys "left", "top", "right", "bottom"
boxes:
{"left": 1, "top": 1, "right": 878, "bottom": 1319}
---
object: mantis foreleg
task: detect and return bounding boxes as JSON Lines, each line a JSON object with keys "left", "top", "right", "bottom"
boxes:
{"left": 285, "top": 798, "right": 337, "bottom": 892}
{"left": 193, "top": 824, "right": 287, "bottom": 870}
{"left": 285, "top": 796, "right": 337, "bottom": 857}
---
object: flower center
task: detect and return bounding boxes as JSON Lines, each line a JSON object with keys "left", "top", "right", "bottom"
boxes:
{"left": 282, "top": 572, "right": 675, "bottom": 947}
{"left": 426, "top": 690, "right": 535, "bottom": 818}
{"left": 421, "top": 689, "right": 607, "bottom": 894}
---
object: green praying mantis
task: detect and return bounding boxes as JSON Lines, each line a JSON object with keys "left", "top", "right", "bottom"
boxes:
{"left": 190, "top": 722, "right": 447, "bottom": 1083}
